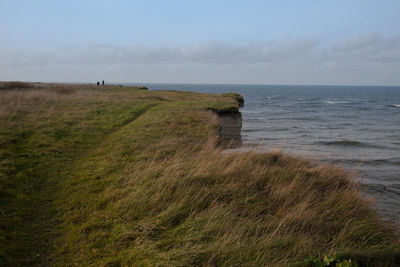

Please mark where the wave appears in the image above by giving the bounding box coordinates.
[324,100,348,104]
[243,127,291,133]
[330,157,400,166]
[292,116,318,121]
[389,104,400,108]
[242,128,263,133]
[323,140,363,146]
[356,106,371,110]
[317,140,383,148]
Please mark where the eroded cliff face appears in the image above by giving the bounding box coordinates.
[216,93,243,148]
[217,112,242,148]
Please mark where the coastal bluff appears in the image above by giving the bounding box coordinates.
[217,112,242,148]
[209,92,244,148]
[1,83,399,266]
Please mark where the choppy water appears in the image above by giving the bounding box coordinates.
[129,83,400,219]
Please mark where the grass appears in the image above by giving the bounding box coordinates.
[0,83,399,266]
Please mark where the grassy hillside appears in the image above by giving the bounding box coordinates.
[0,83,399,266]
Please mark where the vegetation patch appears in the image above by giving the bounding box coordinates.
[0,83,399,266]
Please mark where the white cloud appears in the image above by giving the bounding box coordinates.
[0,38,321,66]
[1,34,400,85]
[331,33,400,63]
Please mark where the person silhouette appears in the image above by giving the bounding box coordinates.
[97,81,100,86]
[102,80,105,85]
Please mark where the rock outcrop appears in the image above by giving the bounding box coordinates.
[214,93,244,148]
[217,112,242,148]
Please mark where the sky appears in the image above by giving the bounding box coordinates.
[1,0,400,85]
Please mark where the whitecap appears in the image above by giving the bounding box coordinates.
[324,100,348,104]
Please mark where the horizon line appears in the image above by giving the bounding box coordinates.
[1,80,400,88]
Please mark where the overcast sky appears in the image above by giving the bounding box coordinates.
[1,0,400,85]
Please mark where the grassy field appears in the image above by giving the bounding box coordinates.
[0,83,399,266]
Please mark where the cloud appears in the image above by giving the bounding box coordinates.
[331,33,400,63]
[0,38,321,67]
[1,34,400,85]
[2,35,400,67]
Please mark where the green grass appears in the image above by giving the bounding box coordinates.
[0,83,399,266]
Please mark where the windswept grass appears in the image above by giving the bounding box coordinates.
[0,83,399,266]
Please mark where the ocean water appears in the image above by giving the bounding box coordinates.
[128,83,400,219]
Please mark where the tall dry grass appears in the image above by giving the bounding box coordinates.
[1,84,399,266]
[55,133,399,265]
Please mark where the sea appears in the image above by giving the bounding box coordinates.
[127,83,400,219]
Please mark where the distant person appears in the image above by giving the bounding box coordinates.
[102,80,105,85]
[97,81,100,86]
